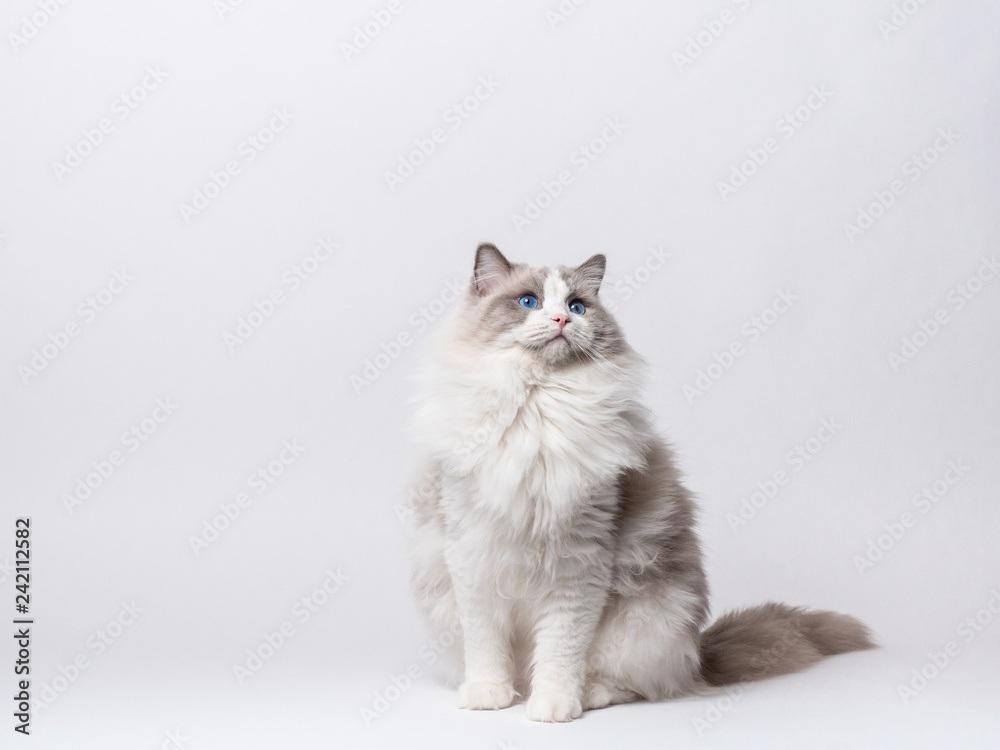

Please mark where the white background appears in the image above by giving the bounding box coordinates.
[2,1,999,748]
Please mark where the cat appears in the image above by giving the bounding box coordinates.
[407,244,873,722]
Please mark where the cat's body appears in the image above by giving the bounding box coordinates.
[408,245,872,722]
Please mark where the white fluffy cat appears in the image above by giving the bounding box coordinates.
[408,244,872,722]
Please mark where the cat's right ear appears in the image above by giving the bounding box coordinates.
[575,253,607,295]
[474,243,513,296]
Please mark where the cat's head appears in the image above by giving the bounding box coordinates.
[455,243,625,367]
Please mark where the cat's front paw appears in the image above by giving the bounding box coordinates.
[525,690,583,722]
[457,681,516,710]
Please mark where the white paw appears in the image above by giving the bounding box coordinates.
[525,690,583,722]
[457,681,516,710]
[583,678,638,710]
[583,681,615,710]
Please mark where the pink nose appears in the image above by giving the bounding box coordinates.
[551,314,568,330]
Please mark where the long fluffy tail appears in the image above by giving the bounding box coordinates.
[699,602,875,686]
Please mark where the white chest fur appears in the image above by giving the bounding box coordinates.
[420,349,650,534]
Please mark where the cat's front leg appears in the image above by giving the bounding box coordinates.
[445,541,516,711]
[526,575,609,722]
[454,601,516,710]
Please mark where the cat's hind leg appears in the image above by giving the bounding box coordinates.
[408,498,465,686]
[586,584,703,707]
[583,675,640,709]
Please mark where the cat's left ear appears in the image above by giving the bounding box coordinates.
[474,243,513,296]
[575,254,606,295]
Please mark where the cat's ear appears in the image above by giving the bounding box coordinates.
[474,243,513,296]
[575,254,606,295]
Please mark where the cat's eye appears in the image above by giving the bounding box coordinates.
[519,294,539,309]
[569,300,586,315]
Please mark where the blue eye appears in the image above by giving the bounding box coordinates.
[569,300,585,315]
[519,294,539,309]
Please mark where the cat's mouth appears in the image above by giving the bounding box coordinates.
[521,329,573,353]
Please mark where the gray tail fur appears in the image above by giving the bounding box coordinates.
[699,602,875,686]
